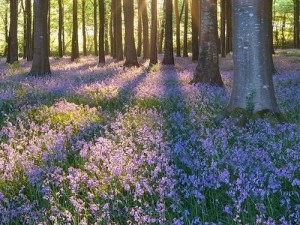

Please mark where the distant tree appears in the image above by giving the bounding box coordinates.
[123,0,139,67]
[158,0,165,54]
[141,0,149,59]
[226,0,232,53]
[58,0,64,57]
[191,0,199,60]
[174,0,181,57]
[71,0,79,61]
[294,0,300,48]
[115,0,123,61]
[7,0,18,64]
[220,0,226,57]
[162,0,174,65]
[183,0,188,57]
[226,0,279,115]
[149,0,157,65]
[94,0,98,56]
[98,0,105,63]
[137,0,142,56]
[82,0,87,56]
[30,0,51,75]
[192,0,223,86]
[25,0,33,61]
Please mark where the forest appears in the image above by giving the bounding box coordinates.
[0,0,300,224]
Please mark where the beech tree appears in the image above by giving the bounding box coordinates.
[25,0,33,61]
[295,0,300,48]
[191,0,199,60]
[99,0,105,63]
[58,0,64,57]
[7,0,18,64]
[226,0,279,115]
[141,0,149,59]
[71,0,79,61]
[192,0,223,86]
[162,0,174,65]
[149,0,158,65]
[30,0,51,76]
[115,0,123,61]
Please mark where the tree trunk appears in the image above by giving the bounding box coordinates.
[183,0,188,57]
[25,0,33,61]
[225,0,232,53]
[174,0,181,57]
[123,0,139,67]
[220,0,226,57]
[48,0,51,55]
[99,0,105,63]
[294,0,300,48]
[7,0,18,64]
[58,0,64,57]
[162,0,174,65]
[141,0,149,59]
[226,0,279,114]
[192,0,223,86]
[94,0,98,56]
[82,0,87,56]
[150,0,157,65]
[71,0,79,61]
[137,0,142,57]
[115,0,124,61]
[158,0,165,54]
[30,0,51,75]
[191,0,199,60]
[110,0,115,57]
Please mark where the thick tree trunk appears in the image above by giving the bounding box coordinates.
[150,0,158,65]
[25,0,33,61]
[94,0,98,56]
[191,0,199,60]
[174,0,181,57]
[7,0,18,64]
[115,0,123,61]
[141,0,149,59]
[123,0,139,67]
[58,0,64,57]
[137,0,142,57]
[294,0,300,48]
[71,0,79,61]
[162,0,174,65]
[183,0,188,57]
[99,0,105,63]
[30,0,51,75]
[82,0,87,56]
[227,0,279,114]
[192,0,223,86]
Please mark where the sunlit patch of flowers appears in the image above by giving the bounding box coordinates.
[0,55,300,224]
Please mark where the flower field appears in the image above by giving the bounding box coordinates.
[0,53,300,224]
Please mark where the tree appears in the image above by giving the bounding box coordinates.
[98,0,105,63]
[25,0,33,61]
[141,0,149,59]
[226,0,232,53]
[220,0,226,57]
[162,0,174,65]
[191,0,199,60]
[115,0,123,61]
[183,0,188,57]
[137,0,142,56]
[123,0,139,67]
[71,0,79,61]
[174,0,181,57]
[82,0,87,56]
[294,0,300,48]
[58,0,64,57]
[7,0,18,64]
[149,0,158,65]
[94,0,98,56]
[226,0,279,115]
[192,0,223,86]
[30,0,51,75]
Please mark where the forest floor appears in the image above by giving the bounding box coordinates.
[0,50,300,224]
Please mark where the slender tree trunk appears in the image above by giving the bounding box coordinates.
[82,0,87,56]
[225,0,232,53]
[191,0,199,60]
[48,0,51,55]
[94,0,98,56]
[183,0,188,57]
[294,0,300,48]
[123,0,139,67]
[267,0,276,73]
[3,1,9,57]
[150,0,157,65]
[115,0,124,61]
[192,0,223,86]
[141,0,149,59]
[174,0,181,56]
[226,0,279,114]
[105,13,109,55]
[25,0,33,60]
[220,0,226,57]
[30,0,51,75]
[22,0,26,59]
[110,0,115,57]
[71,0,79,61]
[158,0,165,54]
[99,0,105,63]
[7,0,18,64]
[58,0,64,57]
[162,0,174,64]
[137,0,142,57]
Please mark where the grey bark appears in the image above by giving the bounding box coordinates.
[7,0,18,64]
[162,0,174,65]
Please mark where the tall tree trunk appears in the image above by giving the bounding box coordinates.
[294,0,300,48]
[192,0,223,86]
[25,0,33,61]
[225,0,232,53]
[191,0,199,60]
[110,0,115,57]
[115,0,124,60]
[82,0,87,56]
[123,0,139,66]
[150,0,157,65]
[162,0,174,64]
[137,0,142,57]
[174,0,181,56]
[7,0,18,64]
[158,0,165,54]
[58,0,64,57]
[220,0,226,57]
[267,0,276,73]
[48,0,51,55]
[141,0,149,59]
[22,0,26,59]
[30,0,51,75]
[105,12,109,55]
[226,0,279,114]
[183,0,188,57]
[71,0,79,61]
[99,0,105,63]
[94,0,98,56]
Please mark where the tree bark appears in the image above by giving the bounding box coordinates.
[220,0,226,57]
[191,0,199,60]
[141,0,149,59]
[162,0,174,65]
[123,0,139,67]
[82,0,87,56]
[294,0,300,48]
[71,0,79,61]
[30,0,51,75]
[226,0,279,114]
[150,0,158,65]
[174,0,181,57]
[99,0,105,63]
[225,0,232,53]
[183,0,188,57]
[137,0,142,57]
[58,0,64,57]
[192,0,223,86]
[94,0,98,56]
[158,0,165,54]
[25,0,33,61]
[7,0,18,64]
[115,0,124,61]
